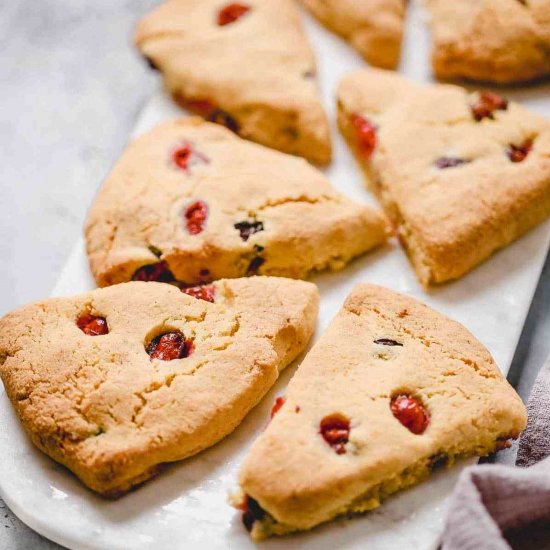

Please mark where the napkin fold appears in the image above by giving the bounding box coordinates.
[441,356,550,550]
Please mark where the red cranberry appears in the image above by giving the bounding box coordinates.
[320,414,350,454]
[181,284,216,303]
[507,140,533,163]
[132,261,175,283]
[471,92,508,121]
[172,142,208,172]
[237,495,265,532]
[185,201,208,235]
[77,314,109,336]
[435,157,470,169]
[270,397,286,419]
[186,99,215,115]
[350,113,377,160]
[234,220,264,241]
[217,3,251,26]
[390,395,429,435]
[147,331,193,361]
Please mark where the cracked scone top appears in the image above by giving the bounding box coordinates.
[299,0,406,69]
[85,117,390,288]
[338,68,550,286]
[236,284,527,539]
[425,0,550,84]
[0,278,319,496]
[135,0,331,165]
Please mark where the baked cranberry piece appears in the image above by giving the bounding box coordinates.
[507,139,533,163]
[234,220,264,241]
[237,495,266,532]
[374,338,403,347]
[320,414,350,454]
[390,394,429,435]
[435,157,470,169]
[181,284,216,303]
[132,261,175,283]
[270,397,286,418]
[185,200,208,235]
[350,113,377,160]
[147,331,193,361]
[77,314,109,336]
[471,92,508,121]
[209,109,240,134]
[217,3,251,26]
[172,142,209,172]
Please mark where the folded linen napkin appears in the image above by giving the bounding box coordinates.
[441,356,550,550]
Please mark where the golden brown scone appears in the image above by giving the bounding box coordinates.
[85,117,390,288]
[236,284,527,539]
[0,278,319,497]
[425,0,550,83]
[135,0,331,164]
[337,68,550,286]
[300,0,406,69]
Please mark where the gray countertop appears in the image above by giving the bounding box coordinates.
[0,1,548,548]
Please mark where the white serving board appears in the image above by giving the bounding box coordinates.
[1,3,550,549]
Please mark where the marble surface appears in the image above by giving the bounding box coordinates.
[0,1,549,549]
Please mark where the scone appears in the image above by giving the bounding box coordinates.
[135,0,331,165]
[338,69,550,286]
[85,117,390,288]
[425,0,550,83]
[0,278,319,496]
[300,0,406,69]
[236,284,527,539]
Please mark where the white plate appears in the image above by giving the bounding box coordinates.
[1,4,550,549]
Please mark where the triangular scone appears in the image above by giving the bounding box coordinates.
[135,0,331,165]
[85,118,390,288]
[337,69,550,286]
[300,0,406,69]
[0,278,319,497]
[236,284,527,539]
[425,0,550,84]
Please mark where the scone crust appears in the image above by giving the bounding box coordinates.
[425,0,550,83]
[135,0,331,164]
[0,278,319,496]
[300,0,406,69]
[337,68,550,286]
[239,284,527,535]
[85,117,390,288]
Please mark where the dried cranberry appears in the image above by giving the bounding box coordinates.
[77,314,109,336]
[217,3,251,26]
[185,201,208,235]
[181,284,216,303]
[350,113,377,160]
[172,142,208,172]
[390,395,429,435]
[507,140,533,163]
[208,109,240,133]
[247,256,265,275]
[435,157,470,169]
[320,414,350,454]
[132,261,175,283]
[234,220,264,241]
[270,397,286,419]
[147,331,192,361]
[237,495,266,532]
[374,338,403,347]
[471,92,508,121]
[186,99,215,115]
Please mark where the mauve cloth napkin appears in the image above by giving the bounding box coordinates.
[441,356,550,550]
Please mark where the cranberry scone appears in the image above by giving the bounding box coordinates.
[135,0,331,165]
[338,69,550,286]
[235,284,527,539]
[425,0,550,84]
[85,117,390,288]
[300,0,406,69]
[0,278,319,496]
